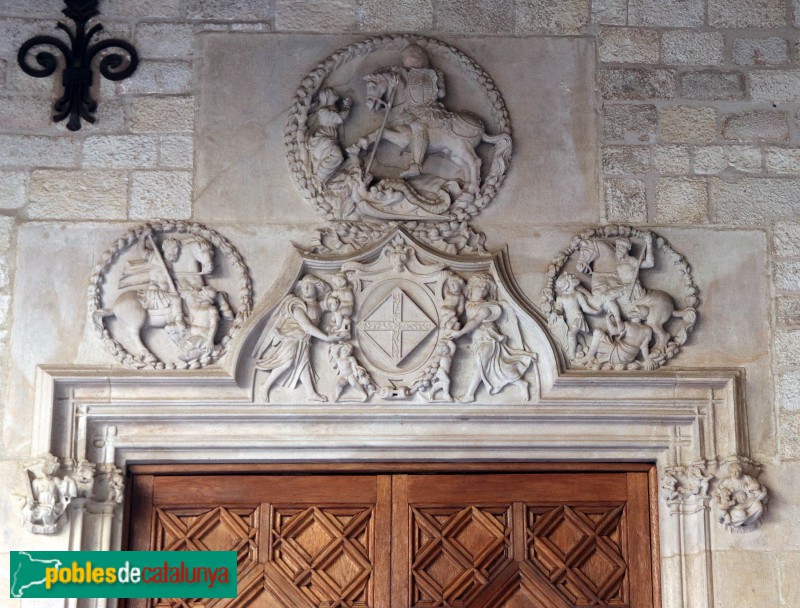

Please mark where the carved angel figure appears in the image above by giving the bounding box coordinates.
[713,462,768,533]
[256,275,340,402]
[450,273,536,402]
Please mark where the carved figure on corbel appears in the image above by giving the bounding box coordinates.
[21,455,78,534]
[543,226,699,370]
[713,459,768,534]
[256,274,341,402]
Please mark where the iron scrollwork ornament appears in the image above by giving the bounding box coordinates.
[17,0,138,131]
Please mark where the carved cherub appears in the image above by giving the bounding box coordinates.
[440,271,466,330]
[326,273,354,336]
[329,343,372,402]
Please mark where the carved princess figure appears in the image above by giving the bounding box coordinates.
[552,272,600,360]
[308,88,352,185]
[449,273,536,402]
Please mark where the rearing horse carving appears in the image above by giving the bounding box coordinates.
[575,238,697,353]
[93,234,233,365]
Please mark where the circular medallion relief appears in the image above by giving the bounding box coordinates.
[286,34,512,224]
[541,226,699,371]
[88,221,252,369]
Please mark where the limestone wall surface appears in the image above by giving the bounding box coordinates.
[0,0,799,605]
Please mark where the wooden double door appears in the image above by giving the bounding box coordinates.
[128,466,658,608]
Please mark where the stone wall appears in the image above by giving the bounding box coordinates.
[1,0,799,605]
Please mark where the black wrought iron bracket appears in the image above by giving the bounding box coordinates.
[17,0,138,131]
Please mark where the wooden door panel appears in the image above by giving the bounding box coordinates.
[127,468,655,608]
[128,474,390,608]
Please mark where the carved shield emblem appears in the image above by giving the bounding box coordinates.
[405,68,439,106]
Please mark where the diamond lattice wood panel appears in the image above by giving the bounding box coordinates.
[526,505,627,607]
[409,505,512,607]
[270,506,375,608]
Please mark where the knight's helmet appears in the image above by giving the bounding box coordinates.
[402,43,430,69]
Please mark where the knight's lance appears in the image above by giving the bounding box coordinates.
[364,78,398,178]
[147,234,178,294]
[626,237,648,302]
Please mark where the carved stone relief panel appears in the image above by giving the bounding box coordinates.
[542,225,699,371]
[282,34,514,257]
[252,229,547,405]
[89,221,253,369]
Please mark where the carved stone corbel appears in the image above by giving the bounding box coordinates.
[712,457,768,534]
[21,454,125,534]
[21,454,78,534]
[661,457,768,533]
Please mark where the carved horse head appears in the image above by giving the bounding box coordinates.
[363,71,398,112]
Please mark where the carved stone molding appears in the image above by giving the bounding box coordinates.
[542,225,699,371]
[88,221,253,369]
[20,454,124,535]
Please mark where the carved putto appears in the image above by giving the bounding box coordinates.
[89,221,252,369]
[253,230,541,404]
[542,226,699,370]
[286,34,511,255]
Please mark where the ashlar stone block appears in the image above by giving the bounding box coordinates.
[780,411,800,458]
[660,106,717,144]
[776,261,800,290]
[765,146,800,174]
[778,295,800,325]
[723,111,789,142]
[186,0,272,21]
[129,171,192,220]
[600,68,676,100]
[120,61,192,95]
[628,0,704,26]
[132,96,195,132]
[276,0,358,32]
[662,32,724,66]
[750,70,800,103]
[591,0,626,25]
[774,222,800,257]
[655,177,708,223]
[680,71,745,101]
[733,37,789,66]
[358,0,434,31]
[712,177,800,224]
[83,135,159,169]
[601,145,651,174]
[778,372,800,411]
[694,145,762,175]
[28,170,128,220]
[604,178,647,222]
[654,144,691,174]
[602,104,657,143]
[135,23,195,60]
[0,136,80,169]
[0,216,14,251]
[515,0,590,34]
[0,171,27,210]
[437,0,514,34]
[709,0,786,28]
[598,27,659,64]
